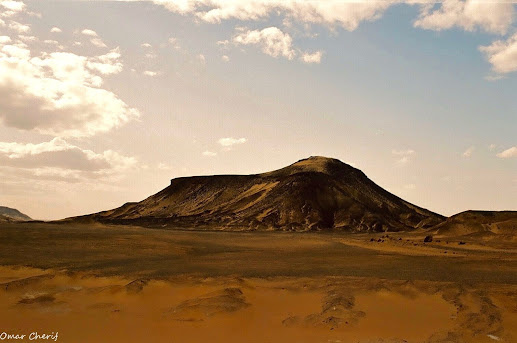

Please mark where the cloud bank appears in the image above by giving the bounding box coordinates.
[0,38,138,137]
[0,138,136,172]
[136,0,517,75]
[0,1,141,187]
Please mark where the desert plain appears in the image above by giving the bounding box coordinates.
[0,222,516,343]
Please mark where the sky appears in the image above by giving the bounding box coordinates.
[0,0,516,220]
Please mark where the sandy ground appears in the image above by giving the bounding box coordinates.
[0,223,516,343]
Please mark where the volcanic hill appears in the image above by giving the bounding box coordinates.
[68,156,444,231]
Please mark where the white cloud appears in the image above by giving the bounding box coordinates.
[2,42,29,58]
[218,137,247,147]
[413,0,515,35]
[217,39,230,48]
[392,149,415,155]
[8,20,30,33]
[148,0,393,31]
[90,37,107,48]
[48,1,517,39]
[198,53,206,64]
[496,146,517,158]
[157,162,173,170]
[80,29,107,47]
[489,143,497,151]
[150,0,196,15]
[479,33,517,75]
[43,39,59,45]
[0,38,138,137]
[221,54,230,62]
[0,137,72,158]
[143,70,158,76]
[0,0,25,15]
[392,149,415,163]
[168,37,181,50]
[87,48,124,75]
[50,27,62,33]
[202,150,217,157]
[232,27,327,64]
[18,35,36,42]
[0,35,11,44]
[141,42,152,48]
[119,1,517,72]
[484,74,506,81]
[81,29,98,37]
[233,27,296,60]
[462,146,475,157]
[300,50,323,64]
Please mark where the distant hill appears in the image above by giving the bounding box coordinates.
[65,156,444,232]
[430,210,517,236]
[0,206,32,222]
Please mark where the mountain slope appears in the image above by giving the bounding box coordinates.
[0,206,32,222]
[68,156,445,232]
[430,210,517,236]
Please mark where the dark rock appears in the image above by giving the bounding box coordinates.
[125,279,149,294]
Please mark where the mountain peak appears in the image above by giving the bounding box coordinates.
[262,156,360,178]
[294,155,343,165]
[293,156,354,169]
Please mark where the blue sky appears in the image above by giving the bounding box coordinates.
[0,0,516,219]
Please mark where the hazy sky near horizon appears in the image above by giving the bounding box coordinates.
[0,0,516,220]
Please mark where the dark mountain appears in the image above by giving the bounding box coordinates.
[66,156,445,232]
[430,210,517,236]
[0,206,32,222]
